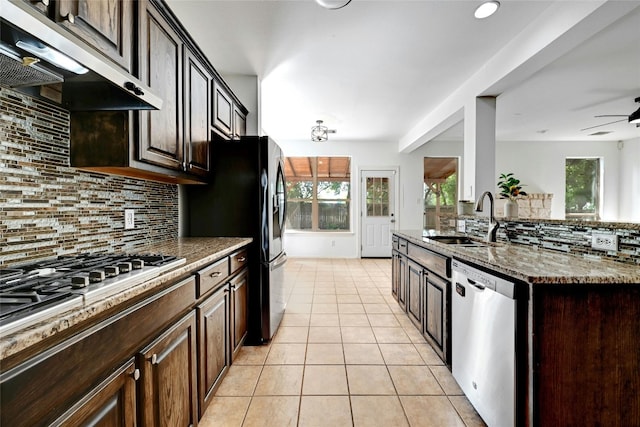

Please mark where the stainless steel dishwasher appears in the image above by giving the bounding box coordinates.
[451,259,517,427]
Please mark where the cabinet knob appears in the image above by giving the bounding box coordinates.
[63,13,75,24]
[150,354,158,364]
[210,271,222,278]
[132,368,140,381]
[38,0,50,6]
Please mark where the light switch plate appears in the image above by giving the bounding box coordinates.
[124,209,135,230]
[457,220,466,233]
[591,233,618,251]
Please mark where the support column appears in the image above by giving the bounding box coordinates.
[463,96,496,203]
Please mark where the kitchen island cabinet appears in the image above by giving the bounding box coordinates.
[393,230,640,427]
[392,235,451,364]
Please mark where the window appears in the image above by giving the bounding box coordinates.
[423,157,458,231]
[284,156,351,231]
[565,158,601,220]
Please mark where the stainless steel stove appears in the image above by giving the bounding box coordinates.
[0,253,185,336]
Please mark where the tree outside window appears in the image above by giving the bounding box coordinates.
[285,157,351,231]
[565,158,601,220]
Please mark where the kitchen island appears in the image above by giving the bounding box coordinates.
[0,237,252,426]
[393,230,640,427]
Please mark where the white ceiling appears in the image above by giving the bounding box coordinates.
[166,0,640,147]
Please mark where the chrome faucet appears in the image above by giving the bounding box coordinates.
[475,191,499,243]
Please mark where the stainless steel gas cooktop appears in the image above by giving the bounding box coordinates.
[0,253,185,336]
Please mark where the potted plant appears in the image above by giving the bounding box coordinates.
[497,173,527,218]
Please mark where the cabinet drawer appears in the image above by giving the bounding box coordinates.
[230,249,248,275]
[197,258,229,297]
[408,243,449,278]
[397,238,408,254]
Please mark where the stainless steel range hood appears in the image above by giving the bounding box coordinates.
[0,0,162,111]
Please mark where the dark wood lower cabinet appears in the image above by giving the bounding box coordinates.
[424,276,445,352]
[231,269,248,360]
[50,359,138,427]
[197,284,230,418]
[392,251,407,310]
[138,312,198,427]
[406,260,423,329]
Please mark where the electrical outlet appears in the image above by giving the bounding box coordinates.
[457,220,466,233]
[591,233,618,251]
[124,209,135,230]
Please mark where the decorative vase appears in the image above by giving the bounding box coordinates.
[505,199,519,219]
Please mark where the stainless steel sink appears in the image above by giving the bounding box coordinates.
[423,235,487,247]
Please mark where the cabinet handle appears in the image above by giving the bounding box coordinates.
[150,354,157,364]
[210,271,222,278]
[237,257,246,262]
[62,13,75,24]
[131,368,140,381]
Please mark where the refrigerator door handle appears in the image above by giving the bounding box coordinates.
[271,252,287,270]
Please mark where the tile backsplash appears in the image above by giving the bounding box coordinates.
[460,216,640,265]
[0,88,178,266]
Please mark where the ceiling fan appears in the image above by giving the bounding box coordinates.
[580,97,640,131]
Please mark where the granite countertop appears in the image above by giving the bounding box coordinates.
[395,230,640,285]
[0,237,252,361]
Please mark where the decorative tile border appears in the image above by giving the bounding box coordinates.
[0,88,178,266]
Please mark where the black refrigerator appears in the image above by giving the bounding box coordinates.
[186,136,287,344]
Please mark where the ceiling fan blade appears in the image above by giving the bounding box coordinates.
[580,118,627,131]
[594,114,627,117]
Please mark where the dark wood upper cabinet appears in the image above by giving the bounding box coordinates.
[55,0,133,72]
[138,0,183,172]
[138,312,198,427]
[233,105,247,140]
[213,81,233,139]
[184,49,212,177]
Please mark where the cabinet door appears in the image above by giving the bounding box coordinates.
[230,269,248,359]
[138,0,183,171]
[138,312,197,427]
[50,359,138,427]
[397,253,407,310]
[233,105,246,140]
[24,0,50,15]
[425,279,444,349]
[197,285,230,418]
[213,80,233,138]
[184,48,211,177]
[407,261,423,329]
[391,252,399,300]
[56,0,133,72]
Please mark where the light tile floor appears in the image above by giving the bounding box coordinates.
[199,258,486,427]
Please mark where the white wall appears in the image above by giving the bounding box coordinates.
[618,137,640,222]
[495,140,622,220]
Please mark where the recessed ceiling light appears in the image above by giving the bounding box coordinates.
[315,0,352,10]
[474,1,500,19]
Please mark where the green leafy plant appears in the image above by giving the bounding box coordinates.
[497,173,527,201]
